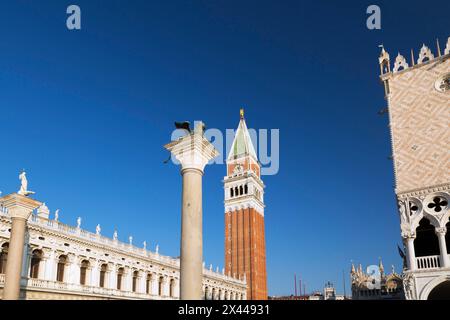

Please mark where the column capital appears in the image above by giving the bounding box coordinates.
[164,130,219,173]
[0,193,42,220]
[401,231,416,239]
[435,227,447,235]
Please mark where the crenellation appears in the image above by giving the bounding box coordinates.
[380,36,450,78]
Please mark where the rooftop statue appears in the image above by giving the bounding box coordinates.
[18,170,35,196]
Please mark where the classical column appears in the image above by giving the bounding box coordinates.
[404,234,417,271]
[90,259,99,287]
[436,227,450,268]
[44,249,56,281]
[151,274,158,296]
[173,279,180,299]
[1,193,41,300]
[162,276,169,297]
[164,122,219,300]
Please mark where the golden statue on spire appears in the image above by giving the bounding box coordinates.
[240,108,244,119]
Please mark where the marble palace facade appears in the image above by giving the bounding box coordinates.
[0,201,246,300]
[379,36,450,300]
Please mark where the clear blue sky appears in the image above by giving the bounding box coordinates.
[0,1,448,296]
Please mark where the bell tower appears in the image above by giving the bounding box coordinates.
[224,109,267,300]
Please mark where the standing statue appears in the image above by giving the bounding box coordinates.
[18,170,35,196]
[129,235,133,245]
[155,244,159,254]
[96,224,101,235]
[143,241,147,250]
[113,229,118,241]
[54,209,59,221]
[76,217,82,228]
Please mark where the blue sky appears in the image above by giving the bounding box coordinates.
[0,1,448,296]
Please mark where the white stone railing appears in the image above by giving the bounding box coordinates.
[203,267,246,285]
[28,214,179,267]
[26,214,245,287]
[416,255,441,270]
[24,278,172,300]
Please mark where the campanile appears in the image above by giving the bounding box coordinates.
[224,110,267,300]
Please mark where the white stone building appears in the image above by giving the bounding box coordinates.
[379,36,450,299]
[0,196,246,300]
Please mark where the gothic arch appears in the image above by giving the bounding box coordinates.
[414,218,440,257]
[411,210,441,233]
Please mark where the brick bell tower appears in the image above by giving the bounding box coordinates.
[224,109,267,300]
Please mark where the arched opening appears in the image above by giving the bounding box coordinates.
[446,220,450,254]
[158,276,164,296]
[117,267,124,290]
[30,249,43,279]
[230,188,234,198]
[169,278,175,297]
[99,264,107,288]
[414,218,440,257]
[79,260,90,285]
[428,281,450,300]
[235,187,238,197]
[244,184,248,194]
[204,286,208,300]
[0,243,9,274]
[146,274,152,294]
[239,185,243,195]
[56,255,67,282]
[132,270,139,292]
[212,288,217,300]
